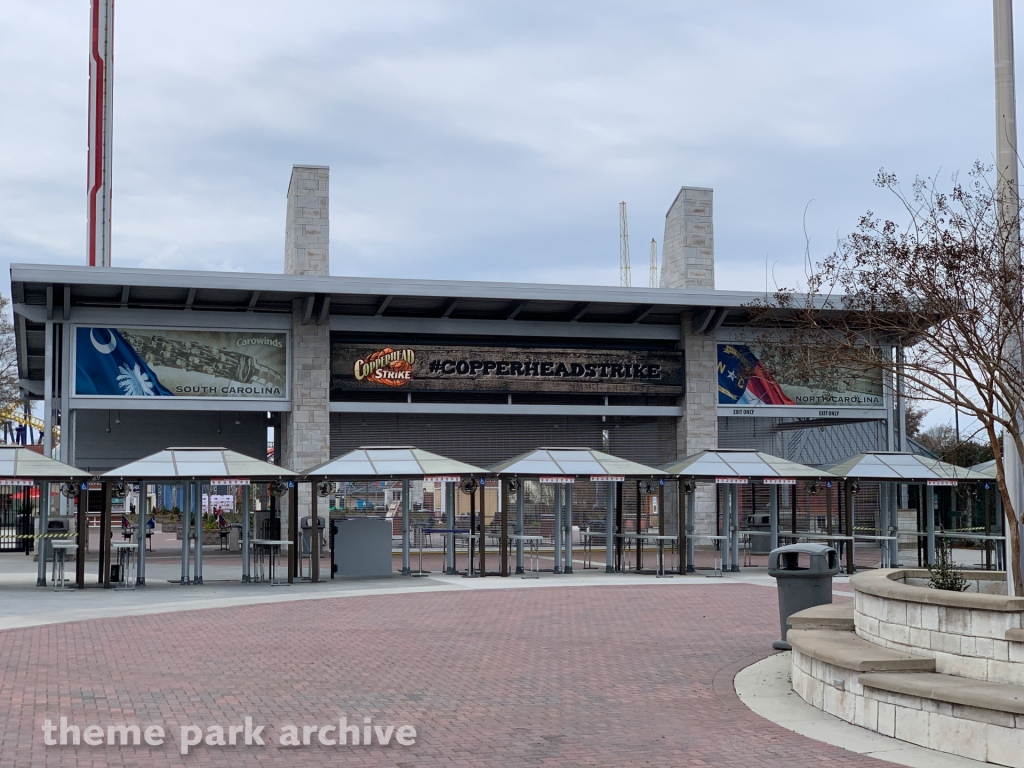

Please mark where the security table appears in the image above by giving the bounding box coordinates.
[633,533,679,577]
[111,540,137,590]
[852,534,898,568]
[796,533,855,573]
[508,534,542,578]
[580,530,606,569]
[454,532,479,576]
[251,539,292,585]
[421,527,468,576]
[688,534,729,577]
[50,541,77,591]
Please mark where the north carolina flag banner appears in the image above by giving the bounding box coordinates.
[75,328,173,397]
[717,343,794,406]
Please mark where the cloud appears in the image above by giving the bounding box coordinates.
[0,0,1006,291]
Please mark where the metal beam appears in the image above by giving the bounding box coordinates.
[63,284,71,321]
[329,402,683,416]
[569,303,591,322]
[317,296,331,325]
[120,285,130,307]
[375,295,393,316]
[45,286,53,321]
[184,288,196,311]
[246,290,261,312]
[707,307,729,334]
[631,305,656,324]
[440,298,459,318]
[692,307,715,334]
[330,314,680,341]
[301,295,315,325]
[506,301,525,320]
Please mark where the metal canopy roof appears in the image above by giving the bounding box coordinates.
[822,452,991,482]
[102,447,297,480]
[488,447,665,477]
[0,446,92,480]
[10,262,805,389]
[304,446,486,479]
[970,460,997,478]
[660,449,831,479]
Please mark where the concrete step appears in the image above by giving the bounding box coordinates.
[787,628,935,672]
[787,602,854,632]
[861,671,1024,715]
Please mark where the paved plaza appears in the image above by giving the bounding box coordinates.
[0,562,908,768]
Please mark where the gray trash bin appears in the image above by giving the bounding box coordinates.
[768,543,840,650]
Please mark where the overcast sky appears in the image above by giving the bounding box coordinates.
[0,0,1005,295]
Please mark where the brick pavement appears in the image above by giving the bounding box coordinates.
[0,583,895,767]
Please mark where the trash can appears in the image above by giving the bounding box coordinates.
[746,513,772,554]
[768,543,840,650]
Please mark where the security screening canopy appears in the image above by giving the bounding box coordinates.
[659,449,832,480]
[0,446,92,480]
[101,447,297,481]
[659,450,832,576]
[488,447,664,478]
[303,446,486,479]
[822,452,991,483]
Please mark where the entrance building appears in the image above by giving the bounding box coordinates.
[10,167,904,535]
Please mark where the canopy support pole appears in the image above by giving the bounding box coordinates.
[193,482,204,585]
[311,482,320,583]
[635,481,643,572]
[242,484,251,582]
[500,479,508,577]
[564,483,573,574]
[731,484,740,572]
[446,482,456,574]
[769,485,779,553]
[101,481,112,588]
[889,483,900,567]
[288,485,297,584]
[685,484,695,573]
[401,479,411,575]
[137,479,146,586]
[36,481,48,587]
[553,483,563,574]
[76,486,87,588]
[844,480,855,574]
[605,481,614,573]
[615,481,623,572]
[516,480,525,574]
[180,483,191,585]
[479,480,487,577]
[926,485,936,566]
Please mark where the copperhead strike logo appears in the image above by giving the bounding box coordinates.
[353,348,415,387]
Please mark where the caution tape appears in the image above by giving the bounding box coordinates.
[12,533,77,539]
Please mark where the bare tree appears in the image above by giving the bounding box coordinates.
[0,293,20,416]
[748,165,1024,594]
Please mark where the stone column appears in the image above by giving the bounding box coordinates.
[659,186,714,289]
[281,165,331,533]
[661,185,718,535]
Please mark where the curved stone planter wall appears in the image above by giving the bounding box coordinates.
[853,570,1024,685]
[786,569,1024,767]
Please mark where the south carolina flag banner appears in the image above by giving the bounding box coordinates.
[75,328,174,397]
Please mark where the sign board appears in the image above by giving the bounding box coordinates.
[590,475,625,482]
[331,342,683,396]
[74,327,289,401]
[763,478,797,485]
[927,479,958,486]
[716,477,749,484]
[717,342,884,418]
[423,476,462,482]
[210,478,250,486]
[540,476,575,484]
[0,479,34,486]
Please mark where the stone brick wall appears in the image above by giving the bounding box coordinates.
[285,165,329,278]
[854,581,1024,685]
[678,313,718,534]
[659,186,714,289]
[282,165,332,523]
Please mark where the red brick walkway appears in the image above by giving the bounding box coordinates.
[0,583,893,766]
